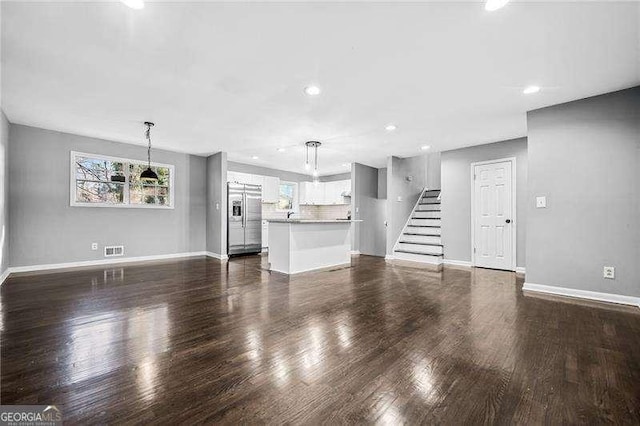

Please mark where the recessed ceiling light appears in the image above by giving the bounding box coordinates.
[342,163,350,167]
[385,124,397,131]
[277,148,286,152]
[420,145,431,151]
[304,86,321,96]
[485,0,509,11]
[251,155,259,160]
[523,85,541,94]
[121,0,144,9]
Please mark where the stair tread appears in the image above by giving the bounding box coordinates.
[399,241,443,247]
[395,250,444,257]
[412,217,441,220]
[407,225,441,228]
[403,233,441,236]
[419,202,441,205]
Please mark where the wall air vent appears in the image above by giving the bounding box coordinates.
[104,245,124,257]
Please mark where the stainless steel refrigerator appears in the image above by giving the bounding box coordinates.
[227,183,262,256]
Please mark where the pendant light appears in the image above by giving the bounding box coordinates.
[305,141,321,178]
[140,121,158,182]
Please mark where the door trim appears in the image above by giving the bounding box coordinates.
[470,157,517,271]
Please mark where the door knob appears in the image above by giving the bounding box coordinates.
[505,219,511,223]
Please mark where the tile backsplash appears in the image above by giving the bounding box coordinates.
[262,203,350,220]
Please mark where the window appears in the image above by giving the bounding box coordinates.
[277,182,295,210]
[71,151,174,208]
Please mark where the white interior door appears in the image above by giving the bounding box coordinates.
[473,160,514,271]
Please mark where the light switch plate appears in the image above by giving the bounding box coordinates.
[397,196,403,202]
[603,266,615,279]
[91,243,98,251]
[536,196,546,208]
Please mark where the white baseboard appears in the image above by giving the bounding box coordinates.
[7,251,212,275]
[0,268,10,286]
[350,250,361,256]
[205,252,229,261]
[384,255,395,261]
[523,282,640,308]
[443,259,472,267]
[515,267,526,274]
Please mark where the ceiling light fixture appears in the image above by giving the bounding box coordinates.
[420,145,431,151]
[305,141,322,177]
[304,86,321,96]
[523,85,541,94]
[252,155,259,160]
[342,163,350,167]
[121,0,145,10]
[277,148,286,152]
[385,124,397,131]
[140,122,158,182]
[485,0,509,11]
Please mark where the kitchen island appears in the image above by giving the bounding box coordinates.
[267,219,361,274]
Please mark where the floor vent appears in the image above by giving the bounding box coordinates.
[104,245,124,257]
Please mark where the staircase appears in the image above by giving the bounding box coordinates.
[392,188,443,266]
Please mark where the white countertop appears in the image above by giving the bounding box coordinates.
[267,219,362,223]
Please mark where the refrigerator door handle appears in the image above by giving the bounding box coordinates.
[242,192,247,228]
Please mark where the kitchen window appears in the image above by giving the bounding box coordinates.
[277,182,296,211]
[71,151,175,208]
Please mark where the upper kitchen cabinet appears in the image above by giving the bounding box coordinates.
[262,176,280,203]
[227,171,280,203]
[227,171,261,185]
[300,180,351,205]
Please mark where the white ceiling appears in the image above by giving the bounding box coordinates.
[2,1,639,175]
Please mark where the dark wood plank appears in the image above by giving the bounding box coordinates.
[1,255,639,424]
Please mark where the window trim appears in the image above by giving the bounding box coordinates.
[70,151,175,209]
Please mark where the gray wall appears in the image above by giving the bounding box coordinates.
[228,161,348,183]
[0,112,9,276]
[206,152,227,256]
[377,168,387,199]
[441,138,528,267]
[427,152,442,189]
[228,161,311,183]
[319,172,351,182]
[8,125,207,267]
[386,155,428,255]
[526,87,640,296]
[352,163,385,256]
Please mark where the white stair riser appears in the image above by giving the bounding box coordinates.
[397,243,443,255]
[393,251,443,265]
[410,218,441,227]
[413,211,441,219]
[406,226,441,236]
[401,234,442,244]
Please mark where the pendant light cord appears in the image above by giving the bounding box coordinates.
[145,122,153,168]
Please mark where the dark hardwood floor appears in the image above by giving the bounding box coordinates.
[1,255,639,424]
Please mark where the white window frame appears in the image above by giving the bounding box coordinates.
[276,180,298,212]
[70,151,175,209]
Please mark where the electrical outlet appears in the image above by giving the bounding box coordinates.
[397,196,403,202]
[91,242,98,251]
[603,266,615,279]
[536,196,546,208]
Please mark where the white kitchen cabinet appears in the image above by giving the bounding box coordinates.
[299,180,351,205]
[262,176,280,203]
[262,220,269,249]
[227,171,253,184]
[299,182,314,204]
